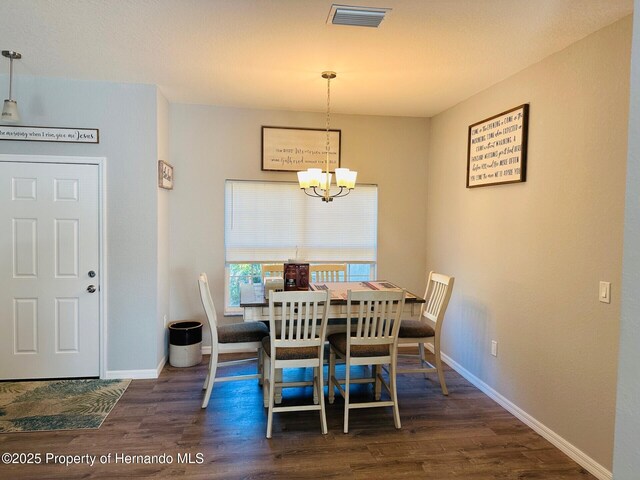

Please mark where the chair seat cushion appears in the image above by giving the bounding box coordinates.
[217,322,269,344]
[328,333,390,357]
[397,320,435,338]
[261,336,320,360]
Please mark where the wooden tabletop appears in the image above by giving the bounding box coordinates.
[240,280,424,307]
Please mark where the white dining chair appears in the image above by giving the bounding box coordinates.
[328,289,406,433]
[262,289,331,438]
[198,273,270,408]
[261,264,283,280]
[396,271,455,395]
[310,264,347,282]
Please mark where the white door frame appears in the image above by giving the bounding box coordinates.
[0,154,108,379]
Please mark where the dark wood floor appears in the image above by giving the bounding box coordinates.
[0,351,595,479]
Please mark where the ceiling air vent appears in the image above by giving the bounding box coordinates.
[327,4,391,28]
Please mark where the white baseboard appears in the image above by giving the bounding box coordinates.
[104,347,252,379]
[155,355,167,377]
[104,355,167,380]
[441,352,612,480]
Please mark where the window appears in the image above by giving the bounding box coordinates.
[225,263,375,312]
[224,180,378,314]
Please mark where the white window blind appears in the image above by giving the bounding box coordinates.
[225,180,377,263]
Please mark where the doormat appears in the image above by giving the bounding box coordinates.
[0,378,130,433]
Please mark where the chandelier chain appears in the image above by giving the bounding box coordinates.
[9,56,13,99]
[325,74,331,201]
[326,74,331,154]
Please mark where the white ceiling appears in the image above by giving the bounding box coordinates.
[0,0,633,117]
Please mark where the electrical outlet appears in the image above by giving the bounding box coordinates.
[491,340,498,357]
[599,281,611,304]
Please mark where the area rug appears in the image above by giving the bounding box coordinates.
[0,379,130,433]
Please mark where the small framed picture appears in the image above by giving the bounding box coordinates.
[158,160,174,190]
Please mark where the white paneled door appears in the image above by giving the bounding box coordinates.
[0,161,100,379]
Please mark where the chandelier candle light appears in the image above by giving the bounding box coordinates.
[297,71,357,202]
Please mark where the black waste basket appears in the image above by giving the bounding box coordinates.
[169,321,203,367]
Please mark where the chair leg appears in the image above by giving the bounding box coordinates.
[343,360,350,434]
[258,347,264,386]
[275,368,283,404]
[374,364,382,401]
[262,354,270,408]
[390,351,401,429]
[202,350,219,409]
[418,342,428,379]
[313,367,319,405]
[318,363,328,435]
[434,338,448,396]
[266,361,276,438]
[203,350,215,390]
[328,348,336,404]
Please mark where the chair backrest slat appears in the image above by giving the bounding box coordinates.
[372,300,381,337]
[356,300,364,338]
[362,300,371,338]
[384,299,393,337]
[376,301,385,337]
[311,302,318,338]
[303,302,310,339]
[296,301,303,340]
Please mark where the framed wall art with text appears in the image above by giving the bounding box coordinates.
[262,126,341,172]
[467,104,529,188]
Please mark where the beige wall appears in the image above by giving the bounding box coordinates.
[169,105,429,332]
[426,17,631,470]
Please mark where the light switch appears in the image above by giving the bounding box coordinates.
[599,281,611,304]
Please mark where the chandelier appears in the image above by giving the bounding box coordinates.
[297,71,357,202]
[1,51,22,123]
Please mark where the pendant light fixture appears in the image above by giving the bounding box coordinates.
[1,50,22,123]
[297,71,357,202]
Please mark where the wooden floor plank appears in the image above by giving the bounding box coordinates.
[0,351,597,479]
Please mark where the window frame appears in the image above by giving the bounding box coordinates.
[223,262,377,316]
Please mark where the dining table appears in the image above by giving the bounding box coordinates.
[239,280,425,323]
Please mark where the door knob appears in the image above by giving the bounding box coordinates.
[87,285,96,293]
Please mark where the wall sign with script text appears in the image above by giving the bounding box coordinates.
[0,125,99,143]
[467,104,529,188]
[262,126,341,172]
